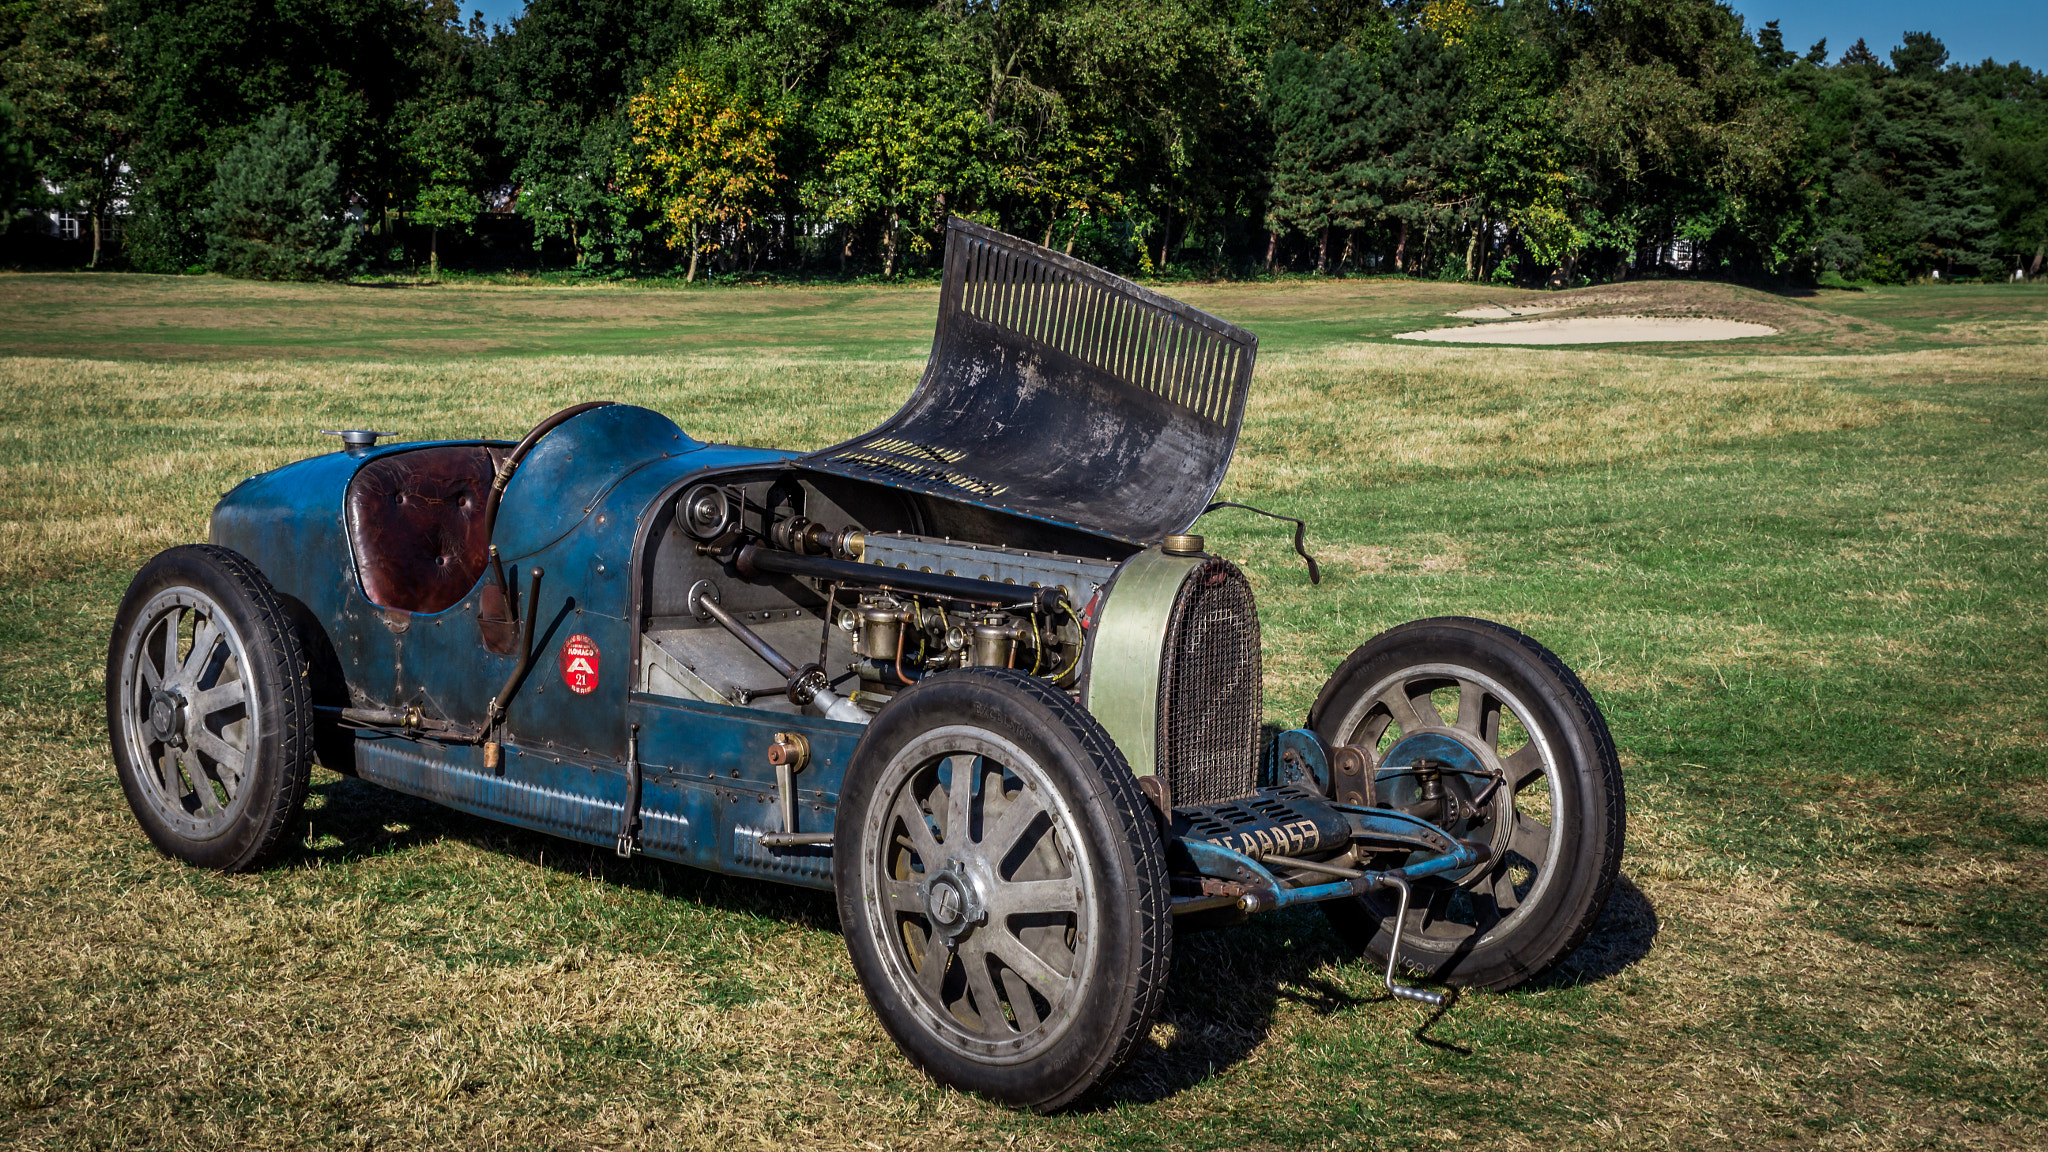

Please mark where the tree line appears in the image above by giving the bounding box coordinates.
[3,0,2043,285]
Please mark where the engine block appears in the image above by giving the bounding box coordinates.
[853,533,1118,608]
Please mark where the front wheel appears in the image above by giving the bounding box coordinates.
[106,545,315,872]
[835,667,1170,1112]
[1309,616,1624,991]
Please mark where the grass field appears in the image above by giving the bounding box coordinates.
[1,272,2043,1150]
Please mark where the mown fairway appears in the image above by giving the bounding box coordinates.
[1,274,2043,1150]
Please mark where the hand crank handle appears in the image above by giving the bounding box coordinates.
[1374,875,1449,1008]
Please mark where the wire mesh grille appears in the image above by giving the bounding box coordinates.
[1156,559,1262,807]
[953,232,1248,427]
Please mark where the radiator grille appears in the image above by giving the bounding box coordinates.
[1156,559,1261,807]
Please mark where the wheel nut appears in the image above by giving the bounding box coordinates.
[930,881,962,924]
[148,689,186,746]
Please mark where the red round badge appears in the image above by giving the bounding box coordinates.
[559,633,600,695]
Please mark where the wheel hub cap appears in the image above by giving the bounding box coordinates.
[148,689,187,747]
[923,863,986,945]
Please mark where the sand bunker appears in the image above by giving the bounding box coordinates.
[1396,316,1777,344]
[1449,302,1565,318]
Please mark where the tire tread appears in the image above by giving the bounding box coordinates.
[107,544,315,872]
[1308,615,1625,989]
[970,668,1172,1103]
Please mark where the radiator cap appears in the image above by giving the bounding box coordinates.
[1161,534,1206,556]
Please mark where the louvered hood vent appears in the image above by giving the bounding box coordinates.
[796,218,1258,546]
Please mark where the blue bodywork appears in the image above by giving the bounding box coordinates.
[214,405,856,888]
[212,403,1483,903]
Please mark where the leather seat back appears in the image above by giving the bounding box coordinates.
[345,445,506,615]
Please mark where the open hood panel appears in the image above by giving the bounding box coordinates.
[796,218,1258,545]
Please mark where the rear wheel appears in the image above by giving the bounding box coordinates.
[1309,617,1624,990]
[106,545,314,872]
[836,667,1169,1111]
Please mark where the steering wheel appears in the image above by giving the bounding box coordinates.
[480,401,615,546]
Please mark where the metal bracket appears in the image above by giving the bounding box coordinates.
[615,723,642,858]
[1169,803,1491,920]
[758,732,834,851]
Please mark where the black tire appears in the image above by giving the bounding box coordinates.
[835,667,1170,1112]
[1307,617,1624,991]
[106,544,315,872]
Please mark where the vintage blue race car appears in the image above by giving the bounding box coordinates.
[106,219,1625,1111]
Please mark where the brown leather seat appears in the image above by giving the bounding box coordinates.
[346,445,507,615]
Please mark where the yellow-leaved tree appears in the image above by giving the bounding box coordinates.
[624,63,783,281]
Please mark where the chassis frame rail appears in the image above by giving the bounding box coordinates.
[1166,789,1490,918]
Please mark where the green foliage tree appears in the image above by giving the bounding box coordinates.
[1264,44,1356,271]
[0,97,35,214]
[1550,0,1801,280]
[114,0,427,272]
[19,0,2032,289]
[0,0,131,265]
[200,107,358,280]
[1787,32,2004,281]
[495,0,706,271]
[1452,2,1578,283]
[1956,64,2048,276]
[1890,32,1948,80]
[1755,20,1796,73]
[394,2,498,277]
[1350,18,1476,276]
[805,36,989,275]
[624,59,785,281]
[1839,38,1883,70]
[401,99,489,277]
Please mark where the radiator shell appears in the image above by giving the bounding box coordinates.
[1083,549,1262,806]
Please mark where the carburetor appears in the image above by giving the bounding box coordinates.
[842,593,1060,687]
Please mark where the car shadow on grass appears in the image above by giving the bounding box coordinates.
[1086,872,1660,1107]
[1533,873,1660,987]
[283,770,841,931]
[283,772,1657,1106]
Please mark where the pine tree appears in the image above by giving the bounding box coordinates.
[1890,32,1949,80]
[1347,28,1473,276]
[201,109,358,281]
[1839,39,1883,69]
[1755,21,1796,73]
[1263,45,1347,271]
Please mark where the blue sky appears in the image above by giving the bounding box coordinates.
[458,2,2046,72]
[1724,2,2046,70]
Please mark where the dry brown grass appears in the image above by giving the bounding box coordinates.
[2,278,2045,1149]
[1226,344,1987,493]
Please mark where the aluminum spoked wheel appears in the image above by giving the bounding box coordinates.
[1309,616,1624,991]
[867,727,1095,1061]
[117,585,261,838]
[837,668,1169,1112]
[107,545,313,871]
